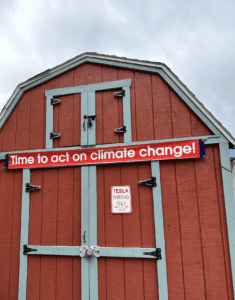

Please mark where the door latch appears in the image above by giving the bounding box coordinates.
[143,248,161,259]
[50,98,61,105]
[84,115,96,127]
[115,126,126,133]
[50,132,61,139]
[139,177,157,187]
[26,183,41,192]
[114,90,125,97]
[80,246,100,258]
[23,245,37,255]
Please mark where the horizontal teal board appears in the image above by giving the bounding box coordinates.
[26,246,81,256]
[100,247,157,258]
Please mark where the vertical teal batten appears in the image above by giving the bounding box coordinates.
[81,91,88,146]
[87,91,96,146]
[151,161,168,300]
[88,166,99,300]
[81,166,90,300]
[18,169,31,300]
[122,86,132,143]
[46,95,53,149]
[219,142,235,294]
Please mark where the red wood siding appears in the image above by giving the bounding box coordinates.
[160,144,233,300]
[0,63,212,152]
[0,162,22,299]
[27,167,81,299]
[97,163,159,300]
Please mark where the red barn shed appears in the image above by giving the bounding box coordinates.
[0,53,235,300]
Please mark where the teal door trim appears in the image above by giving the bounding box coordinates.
[45,79,132,149]
[18,169,31,300]
[151,161,168,299]
[219,142,235,294]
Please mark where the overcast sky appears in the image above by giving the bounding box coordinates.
[1,0,235,153]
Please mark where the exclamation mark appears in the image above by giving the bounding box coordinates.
[192,142,195,153]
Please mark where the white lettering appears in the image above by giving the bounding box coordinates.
[11,155,17,165]
[66,152,69,162]
[183,145,191,154]
[41,156,48,163]
[18,157,27,164]
[128,150,135,158]
[173,146,182,157]
[116,151,123,159]
[73,154,80,161]
[165,147,173,155]
[28,157,34,164]
[51,155,58,163]
[139,148,147,157]
[59,154,65,162]
[91,152,97,160]
[104,151,115,160]
[147,146,155,156]
[156,147,164,155]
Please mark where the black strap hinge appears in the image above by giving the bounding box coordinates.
[143,248,161,259]
[115,126,126,133]
[139,176,157,187]
[23,245,37,255]
[50,132,61,139]
[84,115,96,127]
[114,90,125,97]
[26,183,41,193]
[50,98,61,105]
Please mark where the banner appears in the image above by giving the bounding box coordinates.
[5,139,205,169]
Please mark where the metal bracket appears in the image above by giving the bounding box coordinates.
[139,176,157,187]
[23,245,37,255]
[84,115,97,127]
[80,246,100,258]
[143,248,161,259]
[50,132,61,139]
[115,126,126,133]
[114,90,125,97]
[50,98,61,105]
[25,183,41,193]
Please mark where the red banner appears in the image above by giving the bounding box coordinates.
[5,140,204,169]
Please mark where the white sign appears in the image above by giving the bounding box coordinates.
[111,186,132,214]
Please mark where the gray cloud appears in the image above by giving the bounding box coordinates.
[1,0,235,139]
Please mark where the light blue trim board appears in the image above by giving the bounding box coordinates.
[151,161,168,300]
[45,79,131,97]
[219,142,235,293]
[81,91,88,146]
[87,90,96,146]
[81,166,90,300]
[46,95,53,149]
[18,169,31,300]
[88,166,98,300]
[0,135,221,160]
[26,246,80,256]
[99,247,157,258]
[122,86,132,143]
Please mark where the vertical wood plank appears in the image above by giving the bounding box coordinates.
[190,110,212,136]
[1,107,17,152]
[73,93,81,146]
[170,89,192,138]
[175,160,206,299]
[213,145,234,299]
[142,259,159,300]
[27,170,43,300]
[106,258,125,300]
[0,165,14,299]
[15,91,31,151]
[29,84,45,149]
[135,71,154,141]
[160,161,185,299]
[9,169,22,300]
[195,146,229,299]
[74,63,102,86]
[118,68,136,142]
[138,163,155,248]
[40,169,58,299]
[152,74,173,140]
[97,166,106,247]
[124,259,144,300]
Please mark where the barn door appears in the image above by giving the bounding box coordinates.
[45,79,131,149]
[18,162,167,299]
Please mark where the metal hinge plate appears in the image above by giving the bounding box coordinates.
[50,132,61,139]
[114,90,125,97]
[80,246,100,258]
[26,183,41,193]
[143,248,161,259]
[84,115,96,127]
[139,176,157,187]
[115,125,126,133]
[23,245,37,255]
[50,98,61,105]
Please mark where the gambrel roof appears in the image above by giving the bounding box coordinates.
[1,52,235,147]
